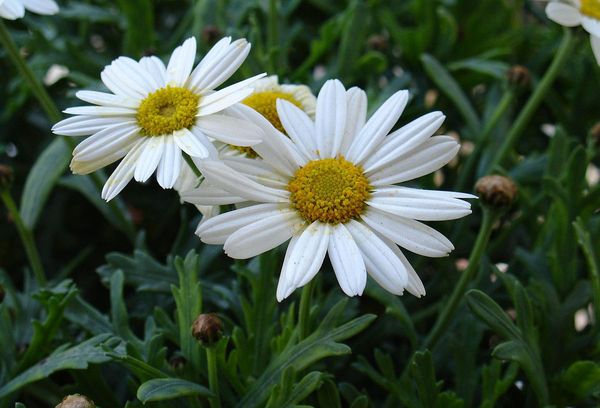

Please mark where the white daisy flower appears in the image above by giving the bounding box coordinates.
[52,37,266,201]
[193,79,475,301]
[0,0,58,19]
[546,0,600,64]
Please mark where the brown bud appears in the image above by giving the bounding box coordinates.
[506,65,530,89]
[192,313,223,346]
[475,175,518,209]
[55,394,95,408]
[0,164,14,191]
[202,26,222,44]
[367,34,388,51]
[590,122,600,146]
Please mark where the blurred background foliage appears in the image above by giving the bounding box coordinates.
[0,0,599,407]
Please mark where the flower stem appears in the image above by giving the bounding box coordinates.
[298,280,314,340]
[423,208,496,350]
[1,189,46,286]
[486,29,574,173]
[183,152,204,179]
[206,346,221,408]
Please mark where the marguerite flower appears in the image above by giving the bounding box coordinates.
[52,36,266,201]
[0,0,58,19]
[193,79,474,301]
[546,0,600,64]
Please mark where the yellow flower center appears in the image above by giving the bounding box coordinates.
[136,86,199,136]
[581,0,600,20]
[288,157,371,224]
[242,91,302,134]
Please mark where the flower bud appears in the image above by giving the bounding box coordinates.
[0,165,14,191]
[506,65,530,89]
[192,313,223,346]
[475,175,518,209]
[55,394,95,408]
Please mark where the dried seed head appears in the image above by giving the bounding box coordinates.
[475,175,518,209]
[192,313,223,346]
[0,164,14,191]
[55,394,95,408]
[506,65,531,89]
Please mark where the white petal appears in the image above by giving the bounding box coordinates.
[345,220,408,295]
[373,186,477,200]
[198,73,266,115]
[156,138,182,188]
[52,116,132,136]
[111,57,158,94]
[346,90,409,164]
[134,136,165,182]
[70,136,140,175]
[166,37,196,87]
[364,111,445,173]
[582,16,600,37]
[222,156,288,189]
[276,99,318,160]
[196,203,286,244]
[368,136,459,186]
[315,79,347,158]
[0,0,25,20]
[139,56,167,88]
[328,223,367,297]
[101,138,146,201]
[198,159,289,203]
[72,122,139,161]
[339,87,367,156]
[189,38,251,91]
[181,182,246,205]
[368,194,472,221]
[75,90,139,108]
[545,2,582,27]
[100,60,148,99]
[173,128,209,158]
[196,114,263,146]
[377,234,426,297]
[21,0,58,14]
[361,208,454,257]
[592,35,600,65]
[276,222,330,301]
[63,106,137,117]
[223,210,301,258]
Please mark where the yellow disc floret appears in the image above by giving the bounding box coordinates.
[288,157,371,224]
[136,86,199,136]
[581,0,600,20]
[242,91,301,134]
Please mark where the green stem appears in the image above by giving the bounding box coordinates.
[206,347,221,408]
[424,208,496,350]
[298,280,314,340]
[487,29,574,173]
[573,219,600,328]
[267,0,278,73]
[1,189,46,286]
[183,152,204,179]
[457,89,516,191]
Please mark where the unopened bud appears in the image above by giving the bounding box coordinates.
[202,26,221,44]
[0,165,14,191]
[192,313,223,346]
[55,394,95,408]
[506,65,530,89]
[475,175,518,209]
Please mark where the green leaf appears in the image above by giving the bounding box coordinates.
[466,290,521,341]
[136,378,212,403]
[448,58,509,79]
[559,361,600,400]
[20,138,70,229]
[317,378,342,408]
[421,54,481,134]
[410,351,438,408]
[0,335,112,397]
[98,250,175,292]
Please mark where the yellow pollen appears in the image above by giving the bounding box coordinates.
[242,91,302,134]
[581,0,600,20]
[136,86,199,136]
[288,157,371,224]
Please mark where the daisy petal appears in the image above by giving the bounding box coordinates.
[112,57,158,94]
[361,208,454,257]
[223,210,301,258]
[75,90,139,108]
[339,87,367,156]
[368,136,459,186]
[346,89,409,164]
[377,234,426,297]
[328,223,367,297]
[134,135,165,182]
[139,56,167,88]
[345,220,408,295]
[315,79,347,158]
[22,0,58,14]
[181,183,246,206]
[276,99,317,160]
[592,35,600,65]
[173,128,210,158]
[53,116,133,136]
[189,38,251,91]
[277,222,330,301]
[73,122,139,161]
[156,138,182,188]
[198,73,266,114]
[582,16,600,38]
[166,37,197,87]
[101,138,146,201]
[196,203,285,244]
[222,157,288,189]
[196,114,263,146]
[63,106,137,117]
[70,135,140,175]
[0,0,25,20]
[368,193,472,221]
[545,2,582,27]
